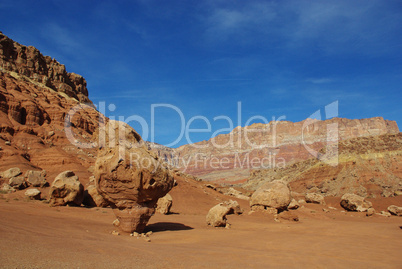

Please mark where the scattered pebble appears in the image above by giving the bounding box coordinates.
[111,230,120,236]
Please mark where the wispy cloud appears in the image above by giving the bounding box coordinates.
[306,78,334,84]
[202,0,402,55]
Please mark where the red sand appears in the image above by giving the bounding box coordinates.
[0,195,401,269]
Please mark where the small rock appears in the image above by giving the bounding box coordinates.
[146,231,153,236]
[133,232,140,237]
[378,211,391,217]
[48,131,55,137]
[1,167,22,179]
[111,230,120,236]
[328,206,337,210]
[278,211,299,222]
[1,184,15,193]
[113,219,120,227]
[156,193,173,214]
[305,193,326,205]
[25,188,41,200]
[206,200,242,227]
[366,208,375,217]
[49,171,84,206]
[25,170,47,187]
[144,237,151,242]
[298,199,306,204]
[9,176,27,189]
[5,141,11,146]
[288,199,300,210]
[250,180,292,211]
[322,208,330,213]
[387,205,402,216]
[340,193,372,212]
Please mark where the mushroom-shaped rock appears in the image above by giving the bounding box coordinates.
[206,200,242,227]
[156,193,173,214]
[83,185,109,207]
[340,193,372,212]
[250,180,291,212]
[94,121,174,233]
[25,188,41,200]
[387,205,402,216]
[305,193,326,205]
[49,171,84,206]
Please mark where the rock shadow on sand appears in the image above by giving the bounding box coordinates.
[145,222,193,233]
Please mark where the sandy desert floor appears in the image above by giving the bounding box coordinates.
[0,194,401,269]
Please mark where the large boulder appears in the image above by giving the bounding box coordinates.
[94,121,174,233]
[156,193,173,214]
[305,193,326,205]
[250,180,291,212]
[340,193,372,212]
[83,185,109,207]
[387,205,402,216]
[49,171,84,206]
[25,170,47,187]
[206,200,242,227]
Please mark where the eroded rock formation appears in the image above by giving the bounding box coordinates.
[94,121,174,233]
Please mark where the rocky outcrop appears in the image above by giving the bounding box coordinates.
[206,200,242,227]
[94,121,174,233]
[167,117,399,182]
[0,32,90,103]
[156,193,173,214]
[340,193,372,212]
[250,180,291,212]
[49,171,84,206]
[244,133,402,197]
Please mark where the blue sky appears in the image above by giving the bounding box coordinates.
[1,0,401,147]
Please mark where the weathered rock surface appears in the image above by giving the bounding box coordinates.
[1,167,22,179]
[25,188,41,200]
[250,180,291,212]
[94,121,174,233]
[156,193,173,214]
[387,205,402,216]
[0,32,90,103]
[25,170,47,187]
[8,176,26,189]
[49,171,84,206]
[154,117,399,182]
[305,193,326,205]
[244,133,402,197]
[206,200,242,227]
[340,193,372,212]
[83,185,109,207]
